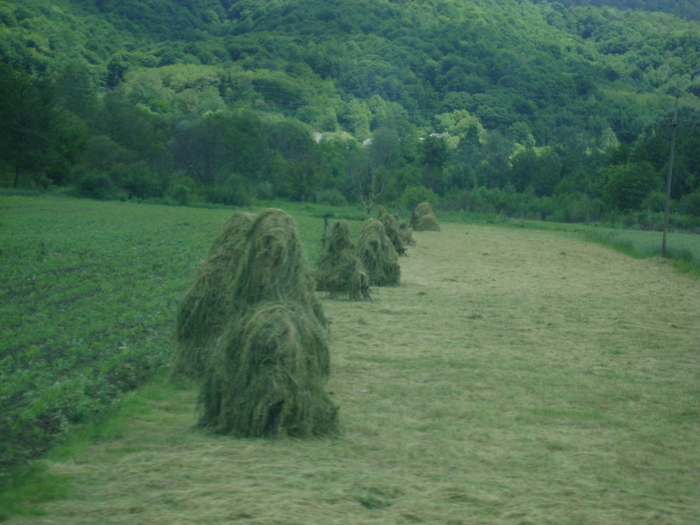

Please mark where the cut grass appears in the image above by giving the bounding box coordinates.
[2,216,699,524]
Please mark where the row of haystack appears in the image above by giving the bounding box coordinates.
[315,205,422,300]
[171,209,338,438]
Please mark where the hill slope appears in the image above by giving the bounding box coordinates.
[1,0,699,220]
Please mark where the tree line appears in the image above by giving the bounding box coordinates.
[1,0,699,226]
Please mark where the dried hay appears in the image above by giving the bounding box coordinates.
[376,206,407,256]
[357,218,401,286]
[398,218,416,247]
[171,211,255,379]
[230,209,325,324]
[412,201,440,231]
[178,208,336,437]
[315,220,371,301]
[198,301,339,437]
[171,209,326,381]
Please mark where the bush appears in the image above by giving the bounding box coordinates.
[315,189,348,207]
[198,175,252,206]
[170,183,192,205]
[400,185,438,213]
[78,173,114,200]
[679,190,700,217]
[601,162,661,211]
[116,162,164,200]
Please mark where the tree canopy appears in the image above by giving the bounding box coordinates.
[1,0,699,224]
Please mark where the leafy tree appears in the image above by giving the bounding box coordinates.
[601,161,661,211]
[171,113,234,185]
[420,135,449,195]
[510,148,539,193]
[0,67,47,187]
[476,131,512,189]
[267,119,322,201]
[54,61,97,120]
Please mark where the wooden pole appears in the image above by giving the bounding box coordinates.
[661,94,679,258]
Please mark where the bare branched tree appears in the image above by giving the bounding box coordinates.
[358,168,387,214]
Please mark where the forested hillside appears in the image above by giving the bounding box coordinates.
[1,0,699,225]
[537,0,700,22]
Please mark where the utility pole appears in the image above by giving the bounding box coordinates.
[661,93,679,258]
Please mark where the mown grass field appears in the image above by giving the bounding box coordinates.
[1,196,699,523]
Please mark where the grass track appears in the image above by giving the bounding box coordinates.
[4,215,699,524]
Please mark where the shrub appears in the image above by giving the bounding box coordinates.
[401,185,438,213]
[78,173,114,200]
[679,190,700,217]
[315,188,348,207]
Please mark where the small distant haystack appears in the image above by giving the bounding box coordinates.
[376,206,407,256]
[171,211,255,379]
[397,218,416,247]
[315,220,371,301]
[357,218,401,286]
[412,202,440,231]
[198,301,338,437]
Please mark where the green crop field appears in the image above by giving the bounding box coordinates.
[1,196,699,524]
[0,197,252,482]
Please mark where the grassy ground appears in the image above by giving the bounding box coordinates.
[442,210,700,271]
[2,202,698,524]
[0,196,336,487]
[582,227,700,269]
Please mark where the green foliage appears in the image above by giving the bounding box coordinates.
[400,185,438,212]
[601,161,662,211]
[0,196,233,484]
[1,0,700,224]
[77,172,114,200]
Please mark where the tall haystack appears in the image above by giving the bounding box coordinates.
[230,209,325,324]
[195,209,337,437]
[171,211,255,379]
[412,201,441,231]
[198,301,338,437]
[376,206,407,256]
[357,218,401,286]
[315,220,370,301]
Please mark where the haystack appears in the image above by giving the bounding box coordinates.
[357,218,401,286]
[198,301,338,437]
[193,208,337,437]
[412,201,440,231]
[171,211,255,379]
[376,206,407,256]
[315,220,370,301]
[397,218,416,247]
[230,209,325,324]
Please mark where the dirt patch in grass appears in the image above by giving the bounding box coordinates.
[7,223,700,524]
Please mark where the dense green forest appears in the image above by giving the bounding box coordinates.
[1,0,700,226]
